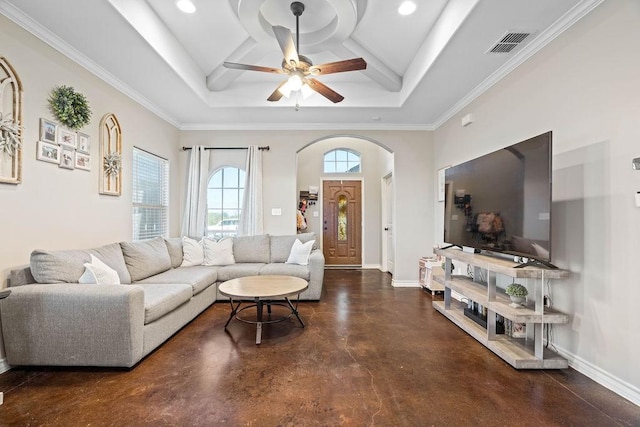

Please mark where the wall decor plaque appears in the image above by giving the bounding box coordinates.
[0,56,23,184]
[99,113,122,196]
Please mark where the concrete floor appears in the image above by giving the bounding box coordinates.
[0,269,638,426]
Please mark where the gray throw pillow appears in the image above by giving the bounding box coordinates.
[120,237,172,282]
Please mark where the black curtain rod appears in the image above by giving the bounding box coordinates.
[181,146,270,151]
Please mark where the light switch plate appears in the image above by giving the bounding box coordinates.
[271,208,282,216]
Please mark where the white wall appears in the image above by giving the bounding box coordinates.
[180,130,433,285]
[296,136,393,268]
[433,0,640,404]
[0,16,181,363]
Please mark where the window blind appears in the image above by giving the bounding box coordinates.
[132,147,169,241]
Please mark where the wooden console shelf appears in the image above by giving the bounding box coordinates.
[433,248,570,369]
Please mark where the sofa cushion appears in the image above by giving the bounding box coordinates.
[30,243,132,284]
[259,263,311,281]
[232,234,270,263]
[78,254,121,285]
[203,238,235,266]
[9,265,36,287]
[120,237,172,282]
[270,233,318,263]
[138,283,193,324]
[164,237,184,269]
[135,266,218,296]
[216,263,265,282]
[181,236,204,267]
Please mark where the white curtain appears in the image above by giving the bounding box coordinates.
[181,146,211,237]
[239,146,263,236]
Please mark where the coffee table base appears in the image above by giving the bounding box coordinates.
[224,297,305,344]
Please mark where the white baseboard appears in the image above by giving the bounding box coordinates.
[362,264,382,270]
[554,345,640,407]
[0,357,10,374]
[391,279,420,288]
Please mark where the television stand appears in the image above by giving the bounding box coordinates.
[514,259,559,269]
[433,247,570,369]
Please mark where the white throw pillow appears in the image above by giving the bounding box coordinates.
[181,236,204,266]
[286,239,315,265]
[79,254,121,285]
[203,237,236,266]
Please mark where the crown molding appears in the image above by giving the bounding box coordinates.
[178,122,435,131]
[432,0,606,130]
[0,0,181,129]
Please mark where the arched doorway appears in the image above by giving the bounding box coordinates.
[296,135,394,270]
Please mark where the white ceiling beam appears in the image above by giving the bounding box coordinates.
[108,0,210,104]
[399,0,480,105]
[338,39,402,92]
[206,39,271,91]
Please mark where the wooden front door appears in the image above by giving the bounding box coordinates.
[322,180,362,265]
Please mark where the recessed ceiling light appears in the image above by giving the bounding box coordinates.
[176,0,196,14]
[398,1,416,16]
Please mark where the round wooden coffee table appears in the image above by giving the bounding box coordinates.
[218,275,308,344]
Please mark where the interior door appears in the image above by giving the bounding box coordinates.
[384,174,394,274]
[322,180,362,265]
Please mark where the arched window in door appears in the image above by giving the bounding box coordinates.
[323,149,361,173]
[207,166,245,239]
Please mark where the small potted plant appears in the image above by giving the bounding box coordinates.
[505,283,528,306]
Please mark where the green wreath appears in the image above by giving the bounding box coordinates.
[48,85,92,130]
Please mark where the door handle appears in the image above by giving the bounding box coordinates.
[384,227,389,231]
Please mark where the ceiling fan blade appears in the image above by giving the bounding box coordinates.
[267,81,288,102]
[272,25,299,67]
[306,78,344,103]
[223,62,284,74]
[309,58,367,75]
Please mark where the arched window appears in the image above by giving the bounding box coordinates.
[323,148,361,173]
[207,166,245,238]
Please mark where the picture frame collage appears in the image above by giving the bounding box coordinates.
[37,118,90,171]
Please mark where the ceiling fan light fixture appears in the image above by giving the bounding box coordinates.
[398,1,416,16]
[176,0,196,13]
[288,72,304,92]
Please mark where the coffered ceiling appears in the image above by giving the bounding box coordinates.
[0,0,602,129]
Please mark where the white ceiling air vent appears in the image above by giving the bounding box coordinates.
[488,32,531,53]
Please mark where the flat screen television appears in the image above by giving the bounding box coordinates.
[443,131,553,267]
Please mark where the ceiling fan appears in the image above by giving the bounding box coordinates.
[223,1,367,104]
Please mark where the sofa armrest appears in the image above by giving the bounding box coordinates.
[305,249,325,300]
[0,283,145,367]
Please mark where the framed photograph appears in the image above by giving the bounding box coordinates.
[40,118,58,144]
[75,152,90,171]
[36,140,60,164]
[437,166,449,202]
[59,146,75,170]
[77,132,90,154]
[58,128,77,149]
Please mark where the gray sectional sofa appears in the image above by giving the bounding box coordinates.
[1,233,324,368]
